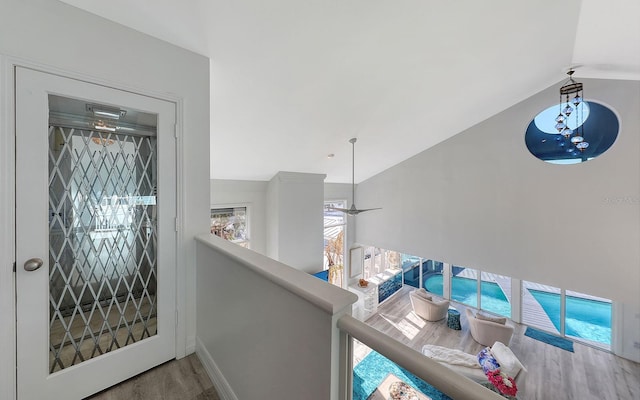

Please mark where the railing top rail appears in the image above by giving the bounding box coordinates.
[196,234,357,314]
[338,314,506,400]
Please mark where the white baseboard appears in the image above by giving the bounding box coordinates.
[195,337,238,400]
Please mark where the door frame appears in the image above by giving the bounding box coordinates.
[0,56,187,400]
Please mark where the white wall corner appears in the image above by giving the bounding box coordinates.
[613,302,640,363]
[442,263,451,300]
[185,335,197,355]
[267,171,326,273]
[510,278,522,323]
[195,337,239,400]
[0,55,17,400]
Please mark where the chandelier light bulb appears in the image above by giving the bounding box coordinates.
[572,95,582,106]
[563,104,573,117]
[576,142,589,151]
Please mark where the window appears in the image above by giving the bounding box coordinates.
[386,251,400,271]
[353,242,614,349]
[525,101,619,164]
[440,266,510,317]
[210,207,249,248]
[522,281,562,334]
[400,255,443,295]
[565,290,611,347]
[324,201,346,287]
[421,260,444,296]
[363,246,402,303]
[377,250,402,303]
[480,272,511,318]
[401,254,421,288]
[451,266,478,307]
[523,281,612,348]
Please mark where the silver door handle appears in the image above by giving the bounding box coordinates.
[24,258,44,272]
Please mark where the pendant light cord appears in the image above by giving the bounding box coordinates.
[349,138,357,206]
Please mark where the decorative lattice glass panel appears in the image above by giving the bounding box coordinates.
[48,124,158,373]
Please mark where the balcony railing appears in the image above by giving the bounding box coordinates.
[195,234,504,400]
[337,315,504,400]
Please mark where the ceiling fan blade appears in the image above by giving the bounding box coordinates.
[346,207,382,216]
[326,206,351,213]
[328,203,382,216]
[354,207,382,213]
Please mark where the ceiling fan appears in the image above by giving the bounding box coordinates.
[328,138,381,216]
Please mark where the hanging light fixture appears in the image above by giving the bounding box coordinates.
[554,69,589,155]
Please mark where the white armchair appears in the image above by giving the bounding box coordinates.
[410,289,449,321]
[465,308,514,346]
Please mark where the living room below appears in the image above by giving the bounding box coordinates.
[352,285,638,400]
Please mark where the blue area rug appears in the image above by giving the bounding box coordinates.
[525,327,574,352]
[353,350,452,400]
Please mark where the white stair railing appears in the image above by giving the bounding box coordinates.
[337,314,505,400]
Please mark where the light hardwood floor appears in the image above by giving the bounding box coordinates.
[356,286,639,400]
[86,354,220,400]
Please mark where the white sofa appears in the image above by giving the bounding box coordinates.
[465,308,514,346]
[422,341,527,396]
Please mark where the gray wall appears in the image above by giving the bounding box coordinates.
[355,78,640,361]
[0,0,210,397]
[267,172,326,273]
[211,180,356,280]
[266,173,281,260]
[196,236,356,400]
[356,78,639,303]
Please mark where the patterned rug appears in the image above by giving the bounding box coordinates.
[525,327,574,352]
[366,373,431,400]
[353,350,452,400]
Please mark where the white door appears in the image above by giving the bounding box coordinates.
[15,67,177,399]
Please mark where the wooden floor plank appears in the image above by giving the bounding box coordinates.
[357,286,640,400]
[86,354,220,400]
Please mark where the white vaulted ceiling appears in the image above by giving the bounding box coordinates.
[59,0,640,183]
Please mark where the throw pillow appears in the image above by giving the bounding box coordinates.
[477,347,500,375]
[476,312,507,325]
[414,288,432,301]
[490,341,525,379]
